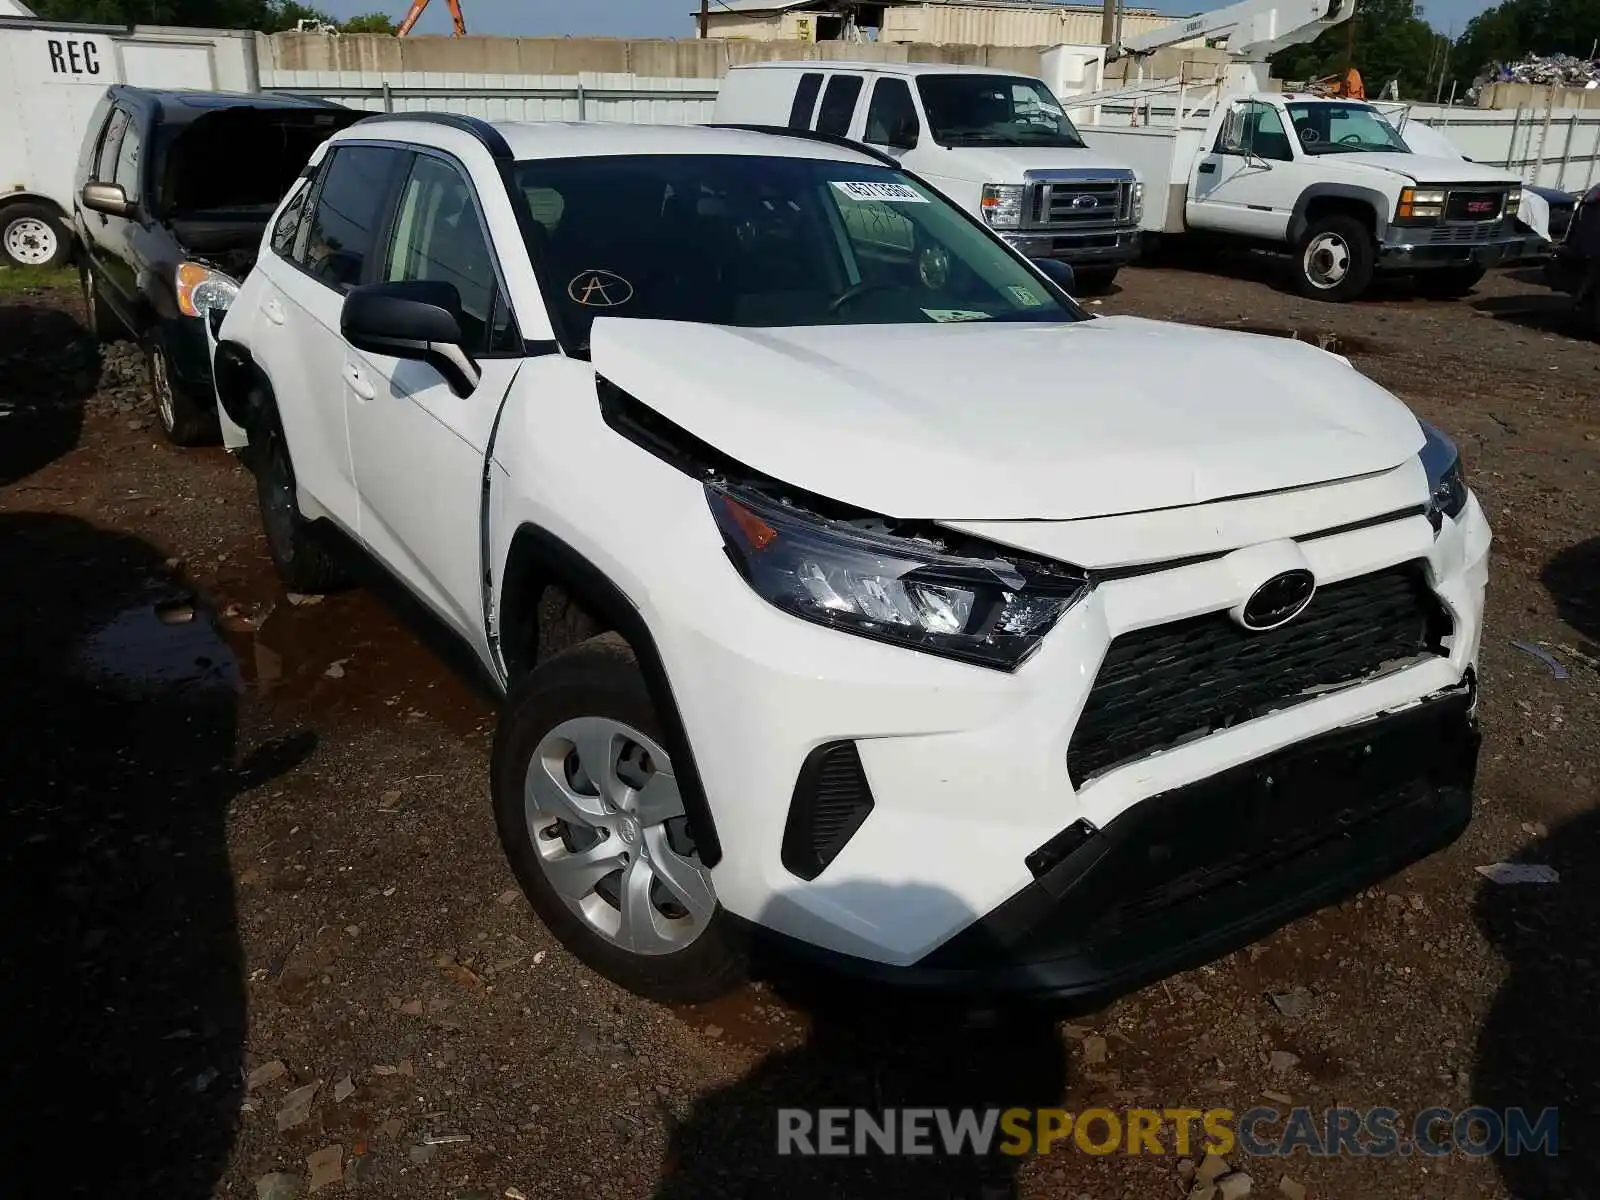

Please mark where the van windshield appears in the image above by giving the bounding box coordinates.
[510,153,1080,351]
[916,74,1087,149]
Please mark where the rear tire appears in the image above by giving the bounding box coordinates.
[492,633,746,1003]
[1292,214,1375,302]
[1,203,71,269]
[1414,265,1487,298]
[1072,266,1119,295]
[81,266,123,342]
[248,400,353,594]
[150,337,218,447]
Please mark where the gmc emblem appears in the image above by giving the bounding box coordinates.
[1466,199,1496,214]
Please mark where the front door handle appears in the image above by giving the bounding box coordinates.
[262,296,286,326]
[1198,161,1217,174]
[343,361,376,401]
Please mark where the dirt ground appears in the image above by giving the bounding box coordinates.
[2,257,1597,1200]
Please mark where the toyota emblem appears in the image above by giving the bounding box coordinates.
[1236,570,1317,631]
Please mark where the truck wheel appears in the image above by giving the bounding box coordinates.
[150,338,219,447]
[1293,215,1374,302]
[492,633,746,1004]
[249,399,353,594]
[1,203,71,269]
[1415,266,1487,298]
[1072,266,1120,295]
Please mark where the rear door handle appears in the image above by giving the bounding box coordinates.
[262,296,286,325]
[343,361,376,401]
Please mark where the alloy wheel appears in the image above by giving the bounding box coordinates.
[151,347,177,434]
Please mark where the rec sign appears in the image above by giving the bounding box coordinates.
[43,35,104,78]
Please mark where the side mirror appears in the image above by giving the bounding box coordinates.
[341,280,480,398]
[81,181,133,218]
[1031,258,1076,294]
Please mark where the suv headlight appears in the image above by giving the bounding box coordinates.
[708,483,1089,670]
[981,183,1026,231]
[1419,420,1468,528]
[176,262,239,320]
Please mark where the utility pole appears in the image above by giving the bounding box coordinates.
[699,0,709,39]
[1100,0,1115,47]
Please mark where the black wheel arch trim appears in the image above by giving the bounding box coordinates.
[499,523,724,868]
[1288,184,1391,245]
[212,338,267,430]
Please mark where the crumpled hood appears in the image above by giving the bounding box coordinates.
[589,316,1427,521]
[1328,151,1522,185]
[923,143,1134,184]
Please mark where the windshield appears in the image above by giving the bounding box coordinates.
[509,154,1079,350]
[915,74,1086,149]
[1286,102,1410,156]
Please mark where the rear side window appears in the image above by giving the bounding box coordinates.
[95,108,129,183]
[270,178,312,262]
[303,145,406,292]
[816,75,864,136]
[788,72,824,129]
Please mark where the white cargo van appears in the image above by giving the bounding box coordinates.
[0,15,256,267]
[715,62,1144,292]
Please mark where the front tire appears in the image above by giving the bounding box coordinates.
[150,338,218,447]
[492,633,745,1003]
[1,203,70,269]
[1292,214,1375,302]
[249,401,352,594]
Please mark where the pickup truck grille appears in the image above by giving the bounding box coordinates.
[1445,190,1505,221]
[1028,179,1130,230]
[1066,563,1451,787]
[1424,219,1504,244]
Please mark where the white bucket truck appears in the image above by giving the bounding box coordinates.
[1062,0,1539,301]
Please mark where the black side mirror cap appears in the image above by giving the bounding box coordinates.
[341,280,480,397]
[1031,257,1077,295]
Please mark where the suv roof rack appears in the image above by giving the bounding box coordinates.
[353,111,512,161]
[705,123,901,170]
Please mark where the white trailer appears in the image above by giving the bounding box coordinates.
[0,15,256,267]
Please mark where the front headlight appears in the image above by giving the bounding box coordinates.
[980,183,1026,231]
[1507,186,1523,216]
[1398,187,1446,220]
[1130,180,1145,224]
[708,483,1089,670]
[1419,420,1468,528]
[176,261,239,320]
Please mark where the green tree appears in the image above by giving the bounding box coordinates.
[339,10,397,32]
[1271,0,1450,100]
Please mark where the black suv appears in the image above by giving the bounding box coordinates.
[1546,183,1600,337]
[73,87,362,443]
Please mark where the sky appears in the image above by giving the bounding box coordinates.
[336,0,1497,46]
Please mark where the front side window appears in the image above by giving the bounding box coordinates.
[1217,101,1294,161]
[1287,102,1410,155]
[303,145,405,292]
[916,74,1086,149]
[113,122,143,199]
[96,108,130,183]
[384,154,517,354]
[511,153,1080,351]
[815,75,864,136]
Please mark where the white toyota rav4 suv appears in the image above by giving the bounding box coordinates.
[208,114,1491,1004]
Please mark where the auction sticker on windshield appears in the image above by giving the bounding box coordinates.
[832,181,928,203]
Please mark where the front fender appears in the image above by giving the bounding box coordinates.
[1288,182,1392,244]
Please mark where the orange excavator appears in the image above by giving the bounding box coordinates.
[397,0,466,37]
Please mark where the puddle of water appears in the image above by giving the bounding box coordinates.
[73,594,242,698]
[1191,322,1382,357]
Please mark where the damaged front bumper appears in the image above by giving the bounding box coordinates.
[1377,229,1544,270]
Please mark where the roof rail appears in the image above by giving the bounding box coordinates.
[353,111,512,161]
[705,123,901,171]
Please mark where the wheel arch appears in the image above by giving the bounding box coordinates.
[497,523,724,868]
[1289,184,1390,245]
[212,339,273,439]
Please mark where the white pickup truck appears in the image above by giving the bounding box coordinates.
[716,61,1144,293]
[1086,91,1537,301]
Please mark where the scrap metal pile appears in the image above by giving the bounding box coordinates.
[1470,53,1600,100]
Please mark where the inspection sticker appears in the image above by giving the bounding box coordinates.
[832,181,928,203]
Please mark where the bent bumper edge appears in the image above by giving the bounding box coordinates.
[756,686,1479,1005]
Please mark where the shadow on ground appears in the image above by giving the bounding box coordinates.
[1542,536,1600,653]
[0,304,100,486]
[0,512,314,1195]
[654,887,1069,1200]
[1473,807,1600,1195]
[1471,290,1584,338]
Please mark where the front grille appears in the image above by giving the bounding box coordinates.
[1446,190,1505,221]
[1030,180,1128,230]
[1424,220,1503,244]
[1066,562,1451,786]
[782,741,876,881]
